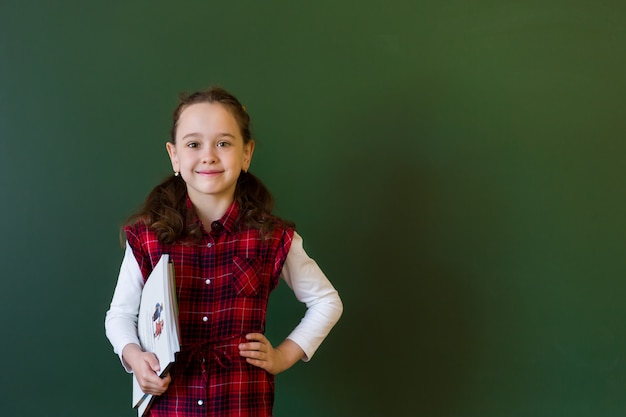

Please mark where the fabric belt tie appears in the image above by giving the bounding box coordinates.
[175,332,258,382]
[181,342,231,381]
[186,342,232,365]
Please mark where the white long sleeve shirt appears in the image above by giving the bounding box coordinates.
[105,231,343,370]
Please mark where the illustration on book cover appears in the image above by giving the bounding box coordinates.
[152,302,164,339]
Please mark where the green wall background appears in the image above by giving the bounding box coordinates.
[1,1,625,416]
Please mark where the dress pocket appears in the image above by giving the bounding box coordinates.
[232,256,262,296]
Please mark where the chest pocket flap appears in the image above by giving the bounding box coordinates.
[232,256,263,296]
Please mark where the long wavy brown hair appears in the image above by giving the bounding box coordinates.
[124,86,294,244]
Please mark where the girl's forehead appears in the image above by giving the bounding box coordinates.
[177,102,240,132]
[179,102,229,119]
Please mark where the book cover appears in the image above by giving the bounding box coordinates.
[132,254,180,416]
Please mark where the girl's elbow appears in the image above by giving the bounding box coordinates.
[332,294,344,322]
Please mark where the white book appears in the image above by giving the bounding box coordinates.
[132,254,181,417]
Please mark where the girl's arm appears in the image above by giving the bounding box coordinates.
[105,244,172,394]
[239,231,343,373]
[279,231,343,360]
[105,243,144,371]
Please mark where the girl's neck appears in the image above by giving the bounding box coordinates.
[188,192,234,230]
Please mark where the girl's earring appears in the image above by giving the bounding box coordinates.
[174,171,180,177]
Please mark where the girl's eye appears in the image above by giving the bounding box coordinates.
[187,142,199,148]
[217,141,231,148]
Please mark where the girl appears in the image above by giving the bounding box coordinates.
[105,87,343,416]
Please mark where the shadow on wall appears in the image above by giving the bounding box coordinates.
[317,87,493,416]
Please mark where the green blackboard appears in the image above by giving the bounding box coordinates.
[1,1,625,416]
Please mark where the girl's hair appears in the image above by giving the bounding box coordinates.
[124,86,294,244]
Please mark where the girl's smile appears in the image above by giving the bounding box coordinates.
[196,169,224,175]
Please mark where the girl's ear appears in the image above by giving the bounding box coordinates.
[166,142,179,173]
[243,140,255,172]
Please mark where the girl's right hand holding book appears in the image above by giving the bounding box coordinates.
[122,343,172,395]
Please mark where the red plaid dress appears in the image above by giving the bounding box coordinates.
[125,202,294,417]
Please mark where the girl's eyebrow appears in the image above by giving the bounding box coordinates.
[180,132,202,141]
[216,132,237,139]
[180,132,237,141]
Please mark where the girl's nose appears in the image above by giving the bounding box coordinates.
[201,147,217,163]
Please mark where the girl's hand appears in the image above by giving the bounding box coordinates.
[238,333,305,375]
[122,343,171,395]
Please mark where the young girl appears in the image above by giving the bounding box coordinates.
[105,87,343,416]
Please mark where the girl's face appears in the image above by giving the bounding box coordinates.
[166,102,254,205]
